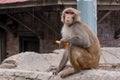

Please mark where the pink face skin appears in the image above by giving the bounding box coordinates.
[64,11,75,25]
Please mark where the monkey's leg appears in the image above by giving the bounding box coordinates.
[64,36,91,48]
[60,67,79,78]
[60,48,91,78]
[59,47,81,78]
[76,48,93,69]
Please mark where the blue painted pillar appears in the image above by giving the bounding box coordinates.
[77,0,97,33]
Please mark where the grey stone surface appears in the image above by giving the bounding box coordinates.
[0,69,53,80]
[0,69,120,80]
[100,47,120,71]
[0,51,64,71]
[51,69,120,80]
[1,48,120,71]
[0,47,120,80]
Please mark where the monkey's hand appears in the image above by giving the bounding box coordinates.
[53,68,60,75]
[59,37,70,48]
[59,40,64,49]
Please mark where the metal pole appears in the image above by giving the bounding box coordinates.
[77,0,97,34]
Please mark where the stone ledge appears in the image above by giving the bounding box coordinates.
[0,69,120,80]
[0,69,53,80]
[53,69,120,80]
[0,47,120,80]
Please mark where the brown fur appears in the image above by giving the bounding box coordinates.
[56,8,101,78]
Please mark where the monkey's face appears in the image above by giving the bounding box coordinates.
[61,8,81,24]
[64,11,75,25]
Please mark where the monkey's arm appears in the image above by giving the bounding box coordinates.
[61,24,91,48]
[61,35,91,48]
[66,36,90,48]
[55,47,69,74]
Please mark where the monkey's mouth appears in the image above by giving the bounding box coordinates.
[66,20,70,22]
[66,20,71,24]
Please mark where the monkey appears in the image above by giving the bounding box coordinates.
[54,7,101,78]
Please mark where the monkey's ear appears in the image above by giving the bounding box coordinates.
[75,10,81,22]
[61,13,64,23]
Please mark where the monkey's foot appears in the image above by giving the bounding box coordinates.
[60,67,75,78]
[60,73,69,78]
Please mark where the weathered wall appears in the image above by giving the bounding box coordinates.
[4,10,120,57]
[6,32,19,57]
[17,12,60,53]
[5,11,61,56]
[98,11,120,47]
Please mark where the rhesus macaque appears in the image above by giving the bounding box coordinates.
[55,7,101,78]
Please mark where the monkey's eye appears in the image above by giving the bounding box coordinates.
[65,12,74,14]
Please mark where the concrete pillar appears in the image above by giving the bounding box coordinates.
[77,0,97,33]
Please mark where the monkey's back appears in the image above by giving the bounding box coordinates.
[70,22,101,69]
[80,23,101,68]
